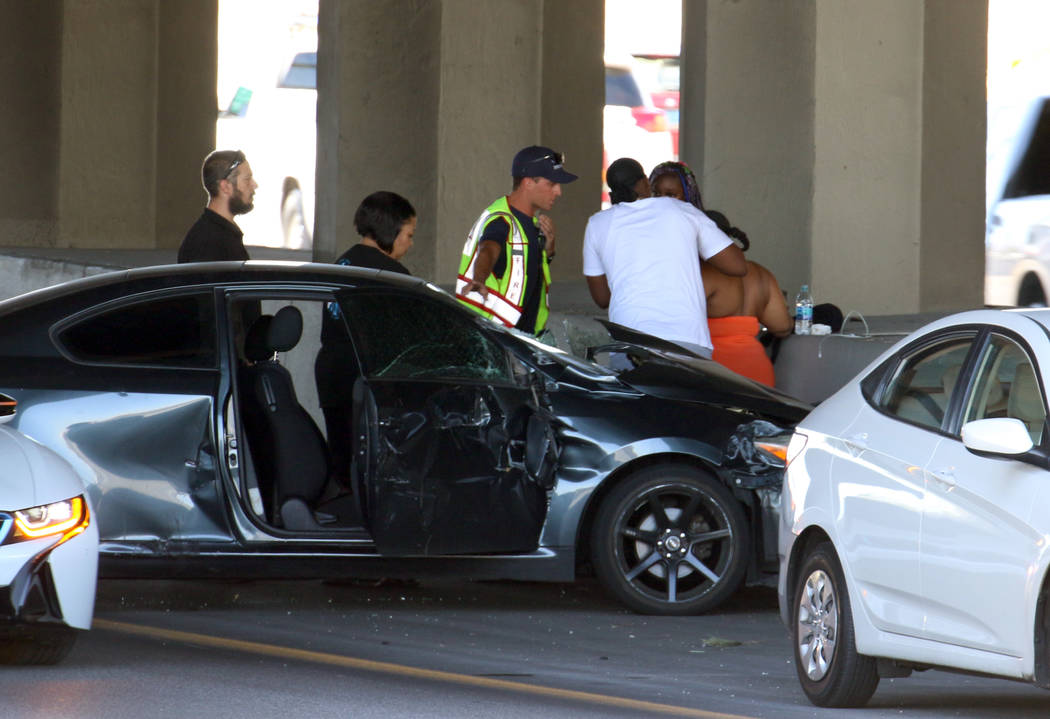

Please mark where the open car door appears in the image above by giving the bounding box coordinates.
[341,289,557,556]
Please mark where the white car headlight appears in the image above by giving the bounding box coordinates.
[10,496,90,542]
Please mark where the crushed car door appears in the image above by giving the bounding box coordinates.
[340,289,556,556]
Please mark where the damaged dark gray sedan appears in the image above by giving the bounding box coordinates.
[0,263,809,615]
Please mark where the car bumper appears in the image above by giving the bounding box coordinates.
[0,520,98,631]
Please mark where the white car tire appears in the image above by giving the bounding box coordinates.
[792,541,879,707]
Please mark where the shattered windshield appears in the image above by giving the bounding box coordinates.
[500,325,624,381]
[339,292,513,382]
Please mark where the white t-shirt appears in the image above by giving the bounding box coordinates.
[582,196,733,351]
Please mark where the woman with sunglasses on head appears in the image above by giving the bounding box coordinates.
[649,162,792,386]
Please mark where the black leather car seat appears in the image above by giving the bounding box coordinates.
[241,306,329,530]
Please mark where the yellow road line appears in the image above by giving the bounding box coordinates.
[94,618,754,719]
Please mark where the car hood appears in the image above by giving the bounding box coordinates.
[600,321,813,423]
[0,426,83,512]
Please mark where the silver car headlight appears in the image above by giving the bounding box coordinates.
[8,496,90,544]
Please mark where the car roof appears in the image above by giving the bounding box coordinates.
[914,307,1050,334]
[0,261,436,315]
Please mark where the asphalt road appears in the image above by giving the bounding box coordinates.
[3,577,1050,718]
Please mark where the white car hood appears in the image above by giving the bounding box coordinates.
[0,426,83,512]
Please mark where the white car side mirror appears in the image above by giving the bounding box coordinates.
[961,417,1034,456]
[0,393,15,425]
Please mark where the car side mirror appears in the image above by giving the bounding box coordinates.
[961,417,1049,467]
[0,393,16,424]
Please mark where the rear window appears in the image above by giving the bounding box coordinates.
[56,293,217,368]
[605,67,645,107]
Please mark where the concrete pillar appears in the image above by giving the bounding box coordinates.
[919,0,987,312]
[0,0,216,251]
[811,0,926,314]
[0,0,63,247]
[682,0,986,315]
[157,1,221,250]
[316,0,602,285]
[681,0,815,307]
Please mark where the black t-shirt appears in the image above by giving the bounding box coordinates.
[479,205,543,332]
[337,243,410,275]
[321,243,410,346]
[177,209,249,262]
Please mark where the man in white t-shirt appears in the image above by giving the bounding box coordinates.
[583,157,746,357]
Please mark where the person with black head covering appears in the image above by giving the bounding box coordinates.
[582,158,746,358]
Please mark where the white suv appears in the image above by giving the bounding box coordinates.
[986,96,1050,306]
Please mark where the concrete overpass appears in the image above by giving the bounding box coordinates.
[0,0,986,317]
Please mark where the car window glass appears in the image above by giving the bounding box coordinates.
[878,337,974,430]
[964,334,1046,443]
[57,292,216,368]
[605,67,645,107]
[339,292,513,383]
[277,51,316,89]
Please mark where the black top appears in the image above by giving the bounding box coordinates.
[479,204,543,332]
[336,243,410,275]
[321,243,410,346]
[177,209,249,263]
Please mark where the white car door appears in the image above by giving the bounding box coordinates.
[834,334,977,638]
[921,330,1050,655]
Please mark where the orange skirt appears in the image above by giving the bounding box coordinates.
[709,316,774,386]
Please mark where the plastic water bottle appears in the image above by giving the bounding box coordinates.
[795,284,813,335]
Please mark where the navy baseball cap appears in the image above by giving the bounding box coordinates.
[511,146,578,183]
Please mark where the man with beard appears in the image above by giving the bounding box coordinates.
[178,150,258,262]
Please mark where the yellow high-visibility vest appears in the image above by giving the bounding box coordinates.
[455,196,550,334]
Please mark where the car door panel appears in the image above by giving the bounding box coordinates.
[360,378,549,556]
[920,329,1050,655]
[5,388,231,549]
[921,440,1044,655]
[833,406,935,637]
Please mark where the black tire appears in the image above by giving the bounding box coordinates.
[792,542,879,707]
[281,186,311,250]
[0,625,77,665]
[590,463,749,615]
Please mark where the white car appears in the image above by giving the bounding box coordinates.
[779,308,1050,706]
[985,96,1050,307]
[0,392,97,664]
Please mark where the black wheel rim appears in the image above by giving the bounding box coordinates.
[612,481,735,604]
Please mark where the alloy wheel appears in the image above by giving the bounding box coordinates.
[796,568,837,681]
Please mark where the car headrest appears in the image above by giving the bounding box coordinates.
[244,315,274,362]
[983,378,1004,407]
[269,306,303,353]
[942,363,961,396]
[1008,363,1043,423]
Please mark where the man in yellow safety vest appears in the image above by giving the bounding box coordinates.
[456,146,577,335]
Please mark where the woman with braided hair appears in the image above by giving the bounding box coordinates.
[649,162,791,385]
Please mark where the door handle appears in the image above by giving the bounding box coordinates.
[844,432,868,452]
[931,467,956,488]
